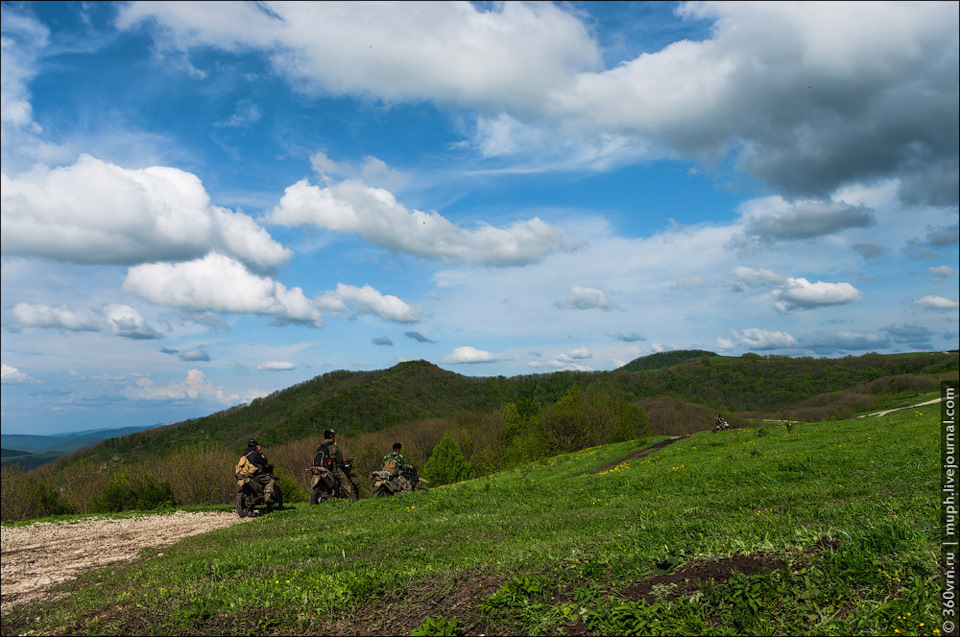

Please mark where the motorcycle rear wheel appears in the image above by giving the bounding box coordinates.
[309,487,328,505]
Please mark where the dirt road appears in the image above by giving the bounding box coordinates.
[1,510,248,613]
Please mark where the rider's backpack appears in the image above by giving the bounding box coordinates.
[235,451,259,478]
[313,443,332,468]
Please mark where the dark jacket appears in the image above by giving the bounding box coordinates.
[244,445,271,473]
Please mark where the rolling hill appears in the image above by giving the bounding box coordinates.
[51,350,958,469]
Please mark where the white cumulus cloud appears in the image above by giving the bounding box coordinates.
[1,363,32,384]
[123,253,421,326]
[8,302,162,339]
[719,328,799,351]
[268,179,582,266]
[1,155,290,270]
[441,346,499,364]
[912,295,959,311]
[555,286,612,310]
[772,278,864,312]
[125,369,239,404]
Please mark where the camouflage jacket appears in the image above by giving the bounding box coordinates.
[382,451,410,474]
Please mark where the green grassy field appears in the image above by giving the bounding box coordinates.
[1,404,942,636]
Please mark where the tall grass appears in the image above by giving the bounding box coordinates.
[1,404,941,635]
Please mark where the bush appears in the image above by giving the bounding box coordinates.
[535,384,651,455]
[0,465,72,521]
[93,470,175,513]
[423,434,473,486]
[273,466,307,502]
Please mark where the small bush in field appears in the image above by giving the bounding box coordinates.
[423,434,473,486]
[273,466,307,502]
[93,470,175,513]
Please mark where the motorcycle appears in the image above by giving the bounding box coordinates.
[236,468,283,517]
[307,458,359,503]
[370,464,429,497]
[712,418,731,433]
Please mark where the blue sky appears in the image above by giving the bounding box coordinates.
[1,1,958,436]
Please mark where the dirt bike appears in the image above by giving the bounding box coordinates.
[307,458,359,504]
[236,468,283,517]
[712,418,731,433]
[370,465,429,497]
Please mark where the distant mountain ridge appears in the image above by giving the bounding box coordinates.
[56,350,958,470]
[1,424,166,456]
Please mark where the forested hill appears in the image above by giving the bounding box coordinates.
[81,351,957,463]
[617,349,718,371]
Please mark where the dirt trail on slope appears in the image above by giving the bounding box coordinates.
[1,510,248,613]
[863,396,944,417]
[589,435,692,475]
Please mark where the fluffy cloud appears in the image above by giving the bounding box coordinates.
[118,2,958,204]
[178,347,211,362]
[730,266,784,289]
[928,265,956,278]
[743,200,875,241]
[1,363,32,384]
[8,302,162,339]
[718,328,799,351]
[1,155,290,270]
[101,304,164,340]
[126,369,239,403]
[441,346,500,364]
[555,286,613,311]
[372,336,393,346]
[124,253,324,326]
[772,278,864,312]
[123,253,421,326]
[912,295,959,311]
[555,2,959,204]
[268,179,581,266]
[324,283,421,323]
[117,2,600,111]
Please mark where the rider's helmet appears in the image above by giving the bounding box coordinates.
[393,442,402,451]
[248,439,258,447]
[324,429,335,440]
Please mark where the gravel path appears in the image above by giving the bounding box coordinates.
[1,510,248,613]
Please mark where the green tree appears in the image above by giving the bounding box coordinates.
[423,435,472,486]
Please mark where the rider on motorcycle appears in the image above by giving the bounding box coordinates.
[314,429,358,500]
[243,439,276,504]
[382,442,418,492]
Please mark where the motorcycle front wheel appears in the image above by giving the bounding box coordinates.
[236,490,256,517]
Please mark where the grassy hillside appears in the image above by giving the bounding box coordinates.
[1,403,942,636]
[60,351,958,468]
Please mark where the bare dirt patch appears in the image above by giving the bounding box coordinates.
[1,510,248,613]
